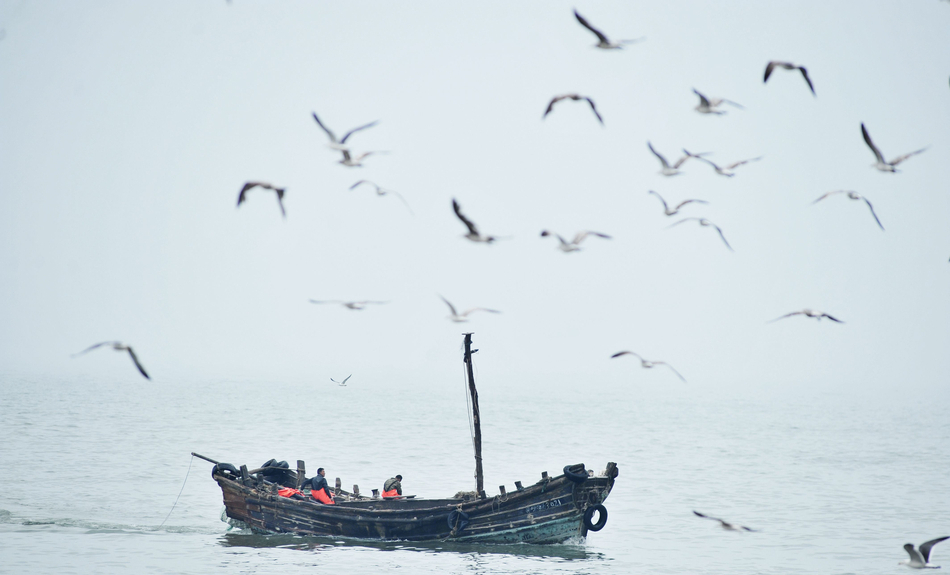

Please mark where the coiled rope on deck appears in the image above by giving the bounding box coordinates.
[159,453,194,528]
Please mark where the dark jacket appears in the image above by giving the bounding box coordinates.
[383,477,402,495]
[307,475,331,496]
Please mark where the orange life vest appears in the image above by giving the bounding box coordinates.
[382,489,400,498]
[278,487,303,498]
[311,488,336,505]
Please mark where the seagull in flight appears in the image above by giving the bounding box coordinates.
[693,511,757,532]
[349,180,413,214]
[763,61,816,96]
[861,123,928,173]
[73,342,150,380]
[668,217,733,251]
[331,374,352,386]
[440,295,500,323]
[693,88,744,115]
[648,190,708,216]
[339,149,386,167]
[611,351,686,383]
[686,151,762,177]
[574,9,643,49]
[648,142,707,176]
[812,190,884,230]
[543,94,604,125]
[540,230,611,253]
[453,199,501,243]
[901,536,949,569]
[311,111,378,153]
[768,309,843,323]
[309,300,389,310]
[237,181,286,218]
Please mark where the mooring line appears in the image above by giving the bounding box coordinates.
[159,453,195,528]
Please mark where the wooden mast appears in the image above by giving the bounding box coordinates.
[463,332,484,496]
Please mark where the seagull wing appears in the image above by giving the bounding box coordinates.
[647,142,671,169]
[712,224,733,251]
[905,544,926,565]
[238,182,261,206]
[342,374,352,384]
[768,311,802,323]
[461,307,501,317]
[764,61,778,83]
[452,199,480,236]
[861,123,886,164]
[572,231,611,244]
[275,188,286,218]
[693,510,725,523]
[648,190,670,212]
[611,351,643,360]
[798,66,816,96]
[311,112,337,143]
[862,198,885,230]
[812,190,845,204]
[543,95,566,118]
[673,199,708,210]
[722,98,744,109]
[340,120,379,144]
[125,346,150,380]
[440,295,459,317]
[821,313,844,323]
[657,362,687,383]
[584,97,604,125]
[73,341,118,356]
[888,146,929,166]
[349,180,373,191]
[920,537,950,563]
[309,300,343,305]
[693,88,711,108]
[388,190,414,214]
[667,217,699,229]
[725,157,762,170]
[574,10,610,44]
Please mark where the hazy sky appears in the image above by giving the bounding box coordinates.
[1,1,948,394]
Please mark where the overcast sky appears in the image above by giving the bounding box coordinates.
[1,1,948,395]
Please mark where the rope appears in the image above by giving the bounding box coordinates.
[159,453,194,528]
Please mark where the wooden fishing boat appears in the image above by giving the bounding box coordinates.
[197,333,618,543]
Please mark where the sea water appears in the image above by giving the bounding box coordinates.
[1,372,947,575]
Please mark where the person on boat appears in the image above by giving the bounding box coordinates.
[382,475,403,498]
[306,468,336,505]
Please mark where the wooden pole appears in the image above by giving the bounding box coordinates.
[463,333,484,496]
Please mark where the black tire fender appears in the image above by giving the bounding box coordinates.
[212,462,240,479]
[447,509,470,533]
[583,504,608,532]
[563,463,588,484]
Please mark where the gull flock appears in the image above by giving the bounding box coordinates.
[70,5,944,563]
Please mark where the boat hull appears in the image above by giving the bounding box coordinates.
[214,462,617,544]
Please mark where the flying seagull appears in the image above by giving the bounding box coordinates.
[668,217,733,251]
[452,199,501,243]
[331,375,352,386]
[648,190,708,216]
[349,180,413,214]
[540,230,611,253]
[648,142,707,176]
[686,151,762,177]
[237,181,286,218]
[73,341,150,380]
[812,190,884,230]
[768,309,843,323]
[764,61,815,96]
[693,88,744,115]
[611,351,686,383]
[574,9,643,49]
[440,295,500,323]
[901,536,949,569]
[693,511,757,532]
[311,111,378,153]
[543,94,604,125]
[339,149,385,168]
[861,123,928,173]
[309,300,389,310]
